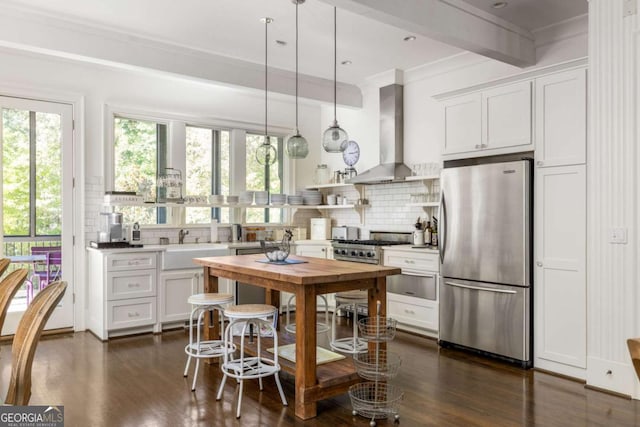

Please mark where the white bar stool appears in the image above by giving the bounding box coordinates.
[330,290,368,354]
[283,294,330,334]
[183,293,235,391]
[216,304,288,419]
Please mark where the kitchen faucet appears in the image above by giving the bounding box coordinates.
[178,229,189,244]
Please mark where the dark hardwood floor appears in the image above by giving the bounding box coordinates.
[1,316,639,426]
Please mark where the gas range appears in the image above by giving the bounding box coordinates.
[332,232,411,264]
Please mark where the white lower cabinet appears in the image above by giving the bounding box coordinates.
[87,250,159,340]
[383,247,439,338]
[158,269,201,324]
[534,164,586,379]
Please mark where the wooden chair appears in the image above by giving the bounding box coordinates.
[5,281,67,405]
[627,338,640,382]
[0,269,29,335]
[0,258,11,278]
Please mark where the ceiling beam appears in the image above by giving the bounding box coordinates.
[320,0,536,67]
[0,5,362,108]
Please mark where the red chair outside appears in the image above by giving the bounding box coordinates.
[29,247,62,291]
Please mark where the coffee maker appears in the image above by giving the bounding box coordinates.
[99,212,125,242]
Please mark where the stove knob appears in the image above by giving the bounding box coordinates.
[358,251,365,257]
[367,252,374,258]
[334,249,340,255]
[341,249,347,255]
[350,251,357,256]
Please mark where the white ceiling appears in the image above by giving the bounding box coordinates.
[1,0,588,85]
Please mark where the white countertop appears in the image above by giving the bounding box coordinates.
[381,244,439,254]
[86,239,328,253]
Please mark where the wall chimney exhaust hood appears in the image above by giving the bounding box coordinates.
[347,84,411,185]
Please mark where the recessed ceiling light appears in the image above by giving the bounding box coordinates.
[341,60,352,65]
[275,40,287,46]
[403,35,417,42]
[492,1,508,8]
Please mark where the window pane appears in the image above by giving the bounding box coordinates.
[35,112,62,236]
[219,131,230,224]
[2,108,30,236]
[245,134,282,224]
[186,126,212,224]
[114,117,165,225]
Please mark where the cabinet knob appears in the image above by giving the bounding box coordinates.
[536,261,543,267]
[537,161,544,167]
[128,312,140,318]
[475,144,481,149]
[321,248,325,252]
[127,283,140,288]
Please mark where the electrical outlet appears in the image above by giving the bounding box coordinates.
[609,227,628,244]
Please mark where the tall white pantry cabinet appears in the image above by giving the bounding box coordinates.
[533,67,587,379]
[438,64,587,379]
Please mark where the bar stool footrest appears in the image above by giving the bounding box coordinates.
[185,340,236,358]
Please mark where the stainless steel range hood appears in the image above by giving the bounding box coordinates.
[347,84,412,184]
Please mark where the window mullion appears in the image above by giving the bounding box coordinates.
[29,111,36,237]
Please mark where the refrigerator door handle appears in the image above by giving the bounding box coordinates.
[439,190,446,264]
[444,281,517,295]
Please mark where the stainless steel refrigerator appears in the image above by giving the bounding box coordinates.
[439,160,532,366]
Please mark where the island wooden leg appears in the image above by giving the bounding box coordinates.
[368,276,387,352]
[202,267,220,342]
[295,285,317,419]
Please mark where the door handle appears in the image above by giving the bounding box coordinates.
[445,281,517,294]
[439,191,446,264]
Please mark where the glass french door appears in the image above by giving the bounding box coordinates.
[0,96,74,334]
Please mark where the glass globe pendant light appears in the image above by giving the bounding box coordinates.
[285,0,309,159]
[256,17,277,166]
[322,7,348,153]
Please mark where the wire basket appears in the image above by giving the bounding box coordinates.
[348,382,404,420]
[260,240,291,262]
[357,316,397,342]
[353,350,402,381]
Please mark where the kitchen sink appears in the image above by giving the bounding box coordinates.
[162,244,230,270]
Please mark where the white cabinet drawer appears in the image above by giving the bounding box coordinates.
[107,270,156,300]
[107,252,157,271]
[388,295,438,332]
[107,297,157,330]
[383,251,439,272]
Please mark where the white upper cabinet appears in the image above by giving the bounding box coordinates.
[442,81,532,157]
[442,93,482,155]
[482,81,532,150]
[535,68,587,167]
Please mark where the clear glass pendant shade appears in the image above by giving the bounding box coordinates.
[256,140,277,165]
[322,121,348,152]
[286,132,309,158]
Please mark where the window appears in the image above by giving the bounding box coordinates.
[2,108,62,238]
[185,126,230,224]
[113,116,167,224]
[245,134,283,223]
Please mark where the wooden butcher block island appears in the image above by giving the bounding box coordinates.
[193,254,401,420]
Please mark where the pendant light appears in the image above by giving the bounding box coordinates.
[256,17,277,166]
[322,7,348,153]
[285,0,309,159]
